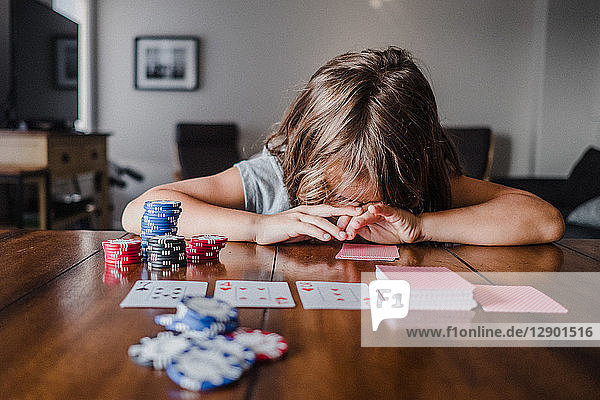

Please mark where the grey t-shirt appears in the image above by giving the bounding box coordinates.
[234,148,291,214]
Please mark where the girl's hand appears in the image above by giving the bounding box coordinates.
[254,205,363,245]
[344,203,426,244]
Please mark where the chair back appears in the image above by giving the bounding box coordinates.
[445,127,493,180]
[176,123,241,179]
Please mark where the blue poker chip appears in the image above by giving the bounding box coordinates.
[166,346,244,391]
[143,212,182,219]
[141,223,178,229]
[180,296,238,323]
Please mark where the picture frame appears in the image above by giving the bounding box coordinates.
[54,36,78,90]
[134,36,199,91]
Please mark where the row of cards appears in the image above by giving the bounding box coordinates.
[120,280,369,309]
[120,278,568,313]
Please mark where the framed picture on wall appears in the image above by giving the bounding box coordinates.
[134,36,199,91]
[54,36,78,90]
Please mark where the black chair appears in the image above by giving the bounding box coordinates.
[176,123,241,180]
[445,127,493,180]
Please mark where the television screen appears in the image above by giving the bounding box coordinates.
[10,0,78,129]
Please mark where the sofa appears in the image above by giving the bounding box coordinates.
[492,147,600,239]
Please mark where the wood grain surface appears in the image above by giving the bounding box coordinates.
[1,232,600,399]
[0,230,127,310]
[559,239,600,262]
[0,238,274,400]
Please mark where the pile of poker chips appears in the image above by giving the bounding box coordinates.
[186,235,228,261]
[128,295,288,392]
[141,200,182,256]
[102,239,143,266]
[147,234,187,269]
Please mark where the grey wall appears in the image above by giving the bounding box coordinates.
[95,0,599,228]
[0,0,9,120]
[537,0,600,175]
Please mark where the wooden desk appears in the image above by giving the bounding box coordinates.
[0,130,110,229]
[1,231,599,399]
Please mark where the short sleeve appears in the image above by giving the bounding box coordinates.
[233,148,290,215]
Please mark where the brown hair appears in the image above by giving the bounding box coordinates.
[265,47,462,214]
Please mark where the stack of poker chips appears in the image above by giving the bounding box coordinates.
[187,235,228,261]
[141,200,182,256]
[147,234,187,269]
[129,295,288,392]
[102,239,143,266]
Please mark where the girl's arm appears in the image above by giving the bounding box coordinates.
[420,175,565,245]
[344,176,565,245]
[121,167,360,243]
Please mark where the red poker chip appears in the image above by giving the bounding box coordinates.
[104,257,143,265]
[227,328,288,361]
[186,246,222,254]
[104,260,141,267]
[104,247,142,254]
[105,254,143,261]
[104,248,142,255]
[102,239,142,247]
[190,235,228,245]
[187,255,219,261]
[187,242,225,249]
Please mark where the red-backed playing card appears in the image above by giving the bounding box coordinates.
[335,243,399,261]
[474,285,568,313]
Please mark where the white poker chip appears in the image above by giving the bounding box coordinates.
[189,335,255,370]
[128,331,191,370]
[180,296,238,323]
[227,328,288,361]
[166,347,244,391]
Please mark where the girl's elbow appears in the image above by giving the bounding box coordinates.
[540,207,565,243]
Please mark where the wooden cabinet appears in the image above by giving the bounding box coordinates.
[0,130,111,229]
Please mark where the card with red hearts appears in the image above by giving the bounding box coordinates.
[213,280,295,308]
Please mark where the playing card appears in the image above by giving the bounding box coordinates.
[474,285,568,313]
[296,281,370,309]
[335,243,399,261]
[213,280,295,308]
[119,280,208,308]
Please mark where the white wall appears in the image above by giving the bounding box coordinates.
[96,0,586,228]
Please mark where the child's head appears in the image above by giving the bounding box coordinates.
[266,46,462,214]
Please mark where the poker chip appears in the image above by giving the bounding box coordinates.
[180,296,237,323]
[186,246,222,253]
[148,261,187,270]
[190,335,255,371]
[155,314,238,336]
[103,239,143,264]
[141,201,182,256]
[102,238,142,249]
[227,328,288,361]
[186,235,228,261]
[166,346,244,391]
[105,257,143,265]
[145,233,186,268]
[190,235,228,245]
[128,331,191,370]
[144,200,181,209]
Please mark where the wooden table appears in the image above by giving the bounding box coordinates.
[1,231,599,399]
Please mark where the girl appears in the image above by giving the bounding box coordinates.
[122,47,564,245]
